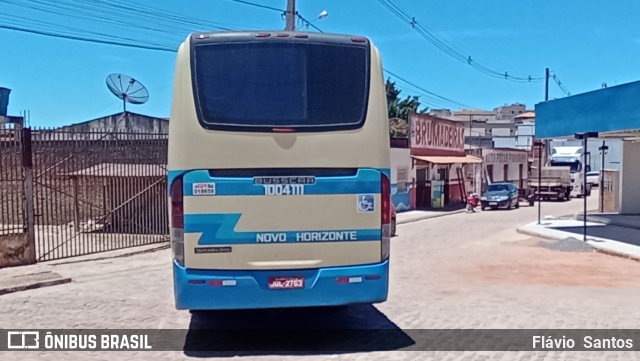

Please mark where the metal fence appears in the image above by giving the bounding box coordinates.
[0,128,24,236]
[0,126,169,264]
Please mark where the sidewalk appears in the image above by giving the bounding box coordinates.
[396,205,466,225]
[517,218,640,261]
[0,243,168,296]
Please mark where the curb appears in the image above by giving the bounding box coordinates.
[576,215,640,230]
[515,225,566,242]
[397,209,466,225]
[589,247,640,263]
[0,277,72,296]
[516,225,640,263]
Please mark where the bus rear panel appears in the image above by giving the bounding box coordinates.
[168,31,390,310]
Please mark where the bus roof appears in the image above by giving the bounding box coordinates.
[189,31,372,46]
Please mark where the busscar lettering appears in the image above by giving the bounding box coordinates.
[254,177,315,185]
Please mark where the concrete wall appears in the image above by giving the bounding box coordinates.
[492,128,512,137]
[517,124,535,136]
[620,141,640,214]
[54,112,169,140]
[493,137,516,149]
[0,233,34,268]
[390,148,412,212]
[602,169,620,212]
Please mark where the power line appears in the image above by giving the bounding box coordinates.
[0,23,177,52]
[297,14,323,33]
[384,69,474,109]
[0,0,472,109]
[226,0,322,32]
[226,0,284,13]
[0,0,235,48]
[376,0,544,83]
[551,72,571,96]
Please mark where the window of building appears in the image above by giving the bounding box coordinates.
[486,165,494,183]
[519,164,524,189]
[397,167,408,192]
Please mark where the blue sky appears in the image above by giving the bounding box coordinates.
[2,0,640,127]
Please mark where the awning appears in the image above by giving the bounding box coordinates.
[411,155,483,164]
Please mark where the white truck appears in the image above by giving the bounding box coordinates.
[547,146,591,198]
[527,146,591,204]
[527,166,572,203]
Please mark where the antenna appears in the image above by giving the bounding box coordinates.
[105,73,149,113]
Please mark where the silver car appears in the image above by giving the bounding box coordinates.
[586,171,600,187]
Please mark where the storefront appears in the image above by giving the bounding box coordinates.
[481,148,529,191]
[409,113,483,209]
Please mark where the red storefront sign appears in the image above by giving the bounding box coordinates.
[410,113,465,155]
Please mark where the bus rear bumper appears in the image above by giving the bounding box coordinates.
[173,260,389,310]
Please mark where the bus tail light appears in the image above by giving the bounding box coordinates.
[170,177,185,266]
[336,277,363,284]
[381,173,391,260]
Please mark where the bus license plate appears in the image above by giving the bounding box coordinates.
[268,277,304,290]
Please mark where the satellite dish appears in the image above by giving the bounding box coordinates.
[106,73,149,113]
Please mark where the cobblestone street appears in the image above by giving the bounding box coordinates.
[1,195,639,360]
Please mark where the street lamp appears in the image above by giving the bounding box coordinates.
[598,141,609,213]
[316,10,328,21]
[575,131,599,241]
[308,10,328,24]
[301,10,328,31]
[533,139,544,225]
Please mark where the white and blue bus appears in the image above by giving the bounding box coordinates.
[168,31,391,310]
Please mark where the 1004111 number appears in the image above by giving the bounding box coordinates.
[263,184,304,196]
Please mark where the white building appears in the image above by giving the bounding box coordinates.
[430,103,531,149]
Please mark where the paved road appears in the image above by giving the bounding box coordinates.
[2,194,640,360]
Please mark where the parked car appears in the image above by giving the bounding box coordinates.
[586,171,600,187]
[481,182,520,210]
[391,203,397,237]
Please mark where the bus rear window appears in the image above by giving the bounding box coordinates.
[192,41,369,132]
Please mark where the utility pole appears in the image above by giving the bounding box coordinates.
[599,141,609,213]
[536,68,550,225]
[285,0,296,31]
[582,137,588,241]
[468,114,476,193]
[545,68,550,102]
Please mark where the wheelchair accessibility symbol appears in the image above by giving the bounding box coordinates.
[357,194,375,213]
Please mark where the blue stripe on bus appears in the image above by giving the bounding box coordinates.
[167,168,391,195]
[182,168,382,196]
[184,214,381,245]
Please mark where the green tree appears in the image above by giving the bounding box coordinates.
[386,78,428,137]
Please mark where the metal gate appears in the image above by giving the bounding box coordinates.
[1,126,169,264]
[0,128,35,267]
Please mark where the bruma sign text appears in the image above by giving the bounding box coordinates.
[410,114,464,152]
